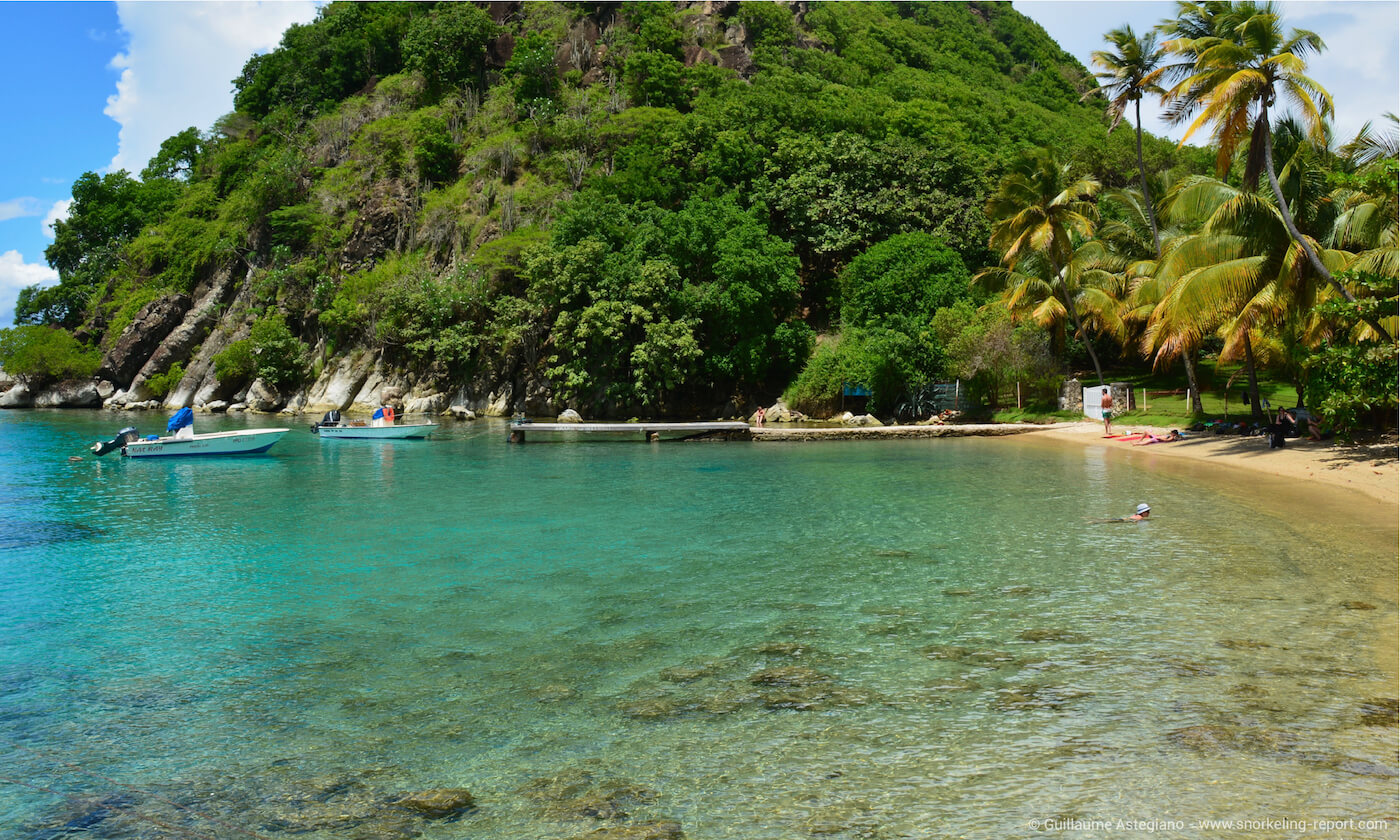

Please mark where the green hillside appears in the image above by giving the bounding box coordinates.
[18,1,1210,417]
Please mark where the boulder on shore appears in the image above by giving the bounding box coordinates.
[840,412,883,427]
[558,408,583,423]
[0,383,33,408]
[764,402,807,423]
[446,405,476,421]
[246,379,283,412]
[405,392,448,415]
[34,380,102,408]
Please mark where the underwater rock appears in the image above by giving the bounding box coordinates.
[1018,628,1088,643]
[520,769,658,822]
[1328,758,1398,777]
[1168,725,1236,753]
[578,820,685,839]
[1216,639,1272,650]
[658,666,706,683]
[1165,658,1220,677]
[941,588,976,597]
[534,684,579,703]
[620,695,687,720]
[762,684,875,711]
[922,644,972,661]
[1164,724,1295,756]
[861,621,917,637]
[29,793,135,840]
[392,788,475,818]
[752,641,818,658]
[993,684,1092,711]
[749,666,832,688]
[1358,698,1399,727]
[1340,601,1377,610]
[802,799,876,836]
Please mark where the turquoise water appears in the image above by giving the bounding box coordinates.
[1,411,1395,839]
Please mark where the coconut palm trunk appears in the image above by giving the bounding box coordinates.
[1134,99,1162,253]
[1183,352,1204,413]
[1063,285,1106,386]
[1241,332,1264,419]
[1259,108,1394,343]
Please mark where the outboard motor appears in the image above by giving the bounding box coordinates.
[310,409,342,433]
[92,427,141,457]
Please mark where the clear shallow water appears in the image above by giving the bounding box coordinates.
[1,411,1395,839]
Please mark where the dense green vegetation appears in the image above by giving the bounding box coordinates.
[11,1,1393,432]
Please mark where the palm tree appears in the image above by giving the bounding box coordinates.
[1086,25,1168,251]
[1161,0,1393,342]
[976,240,1127,390]
[1144,175,1349,416]
[1101,184,1207,413]
[979,148,1108,384]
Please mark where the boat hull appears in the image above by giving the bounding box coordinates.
[316,423,436,440]
[123,429,290,458]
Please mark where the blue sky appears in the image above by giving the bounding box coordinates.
[0,1,1395,326]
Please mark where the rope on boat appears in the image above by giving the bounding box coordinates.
[3,741,277,840]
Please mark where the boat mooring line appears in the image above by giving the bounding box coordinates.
[4,741,277,840]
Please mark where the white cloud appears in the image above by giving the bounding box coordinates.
[104,0,320,176]
[0,250,59,325]
[0,198,44,222]
[42,199,72,240]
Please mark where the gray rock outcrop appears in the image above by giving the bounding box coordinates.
[97,294,192,385]
[840,412,883,427]
[0,383,33,408]
[405,392,448,415]
[33,380,102,408]
[302,351,374,414]
[246,379,283,412]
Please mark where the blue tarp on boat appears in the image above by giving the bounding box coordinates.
[166,407,194,433]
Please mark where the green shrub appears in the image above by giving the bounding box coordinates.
[248,313,309,389]
[783,323,942,416]
[838,233,975,327]
[0,326,101,386]
[145,362,185,399]
[213,339,256,386]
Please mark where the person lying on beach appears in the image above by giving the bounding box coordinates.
[1091,503,1151,523]
[1132,430,1182,446]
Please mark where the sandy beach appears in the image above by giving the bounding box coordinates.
[1031,421,1399,508]
[753,418,1398,509]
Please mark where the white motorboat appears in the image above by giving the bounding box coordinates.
[310,409,435,439]
[122,428,289,457]
[91,408,288,458]
[314,422,436,439]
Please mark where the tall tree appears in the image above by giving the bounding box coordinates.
[1086,25,1167,251]
[1162,0,1393,342]
[980,148,1108,384]
[1144,175,1346,416]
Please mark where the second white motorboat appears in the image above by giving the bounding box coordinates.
[311,409,436,439]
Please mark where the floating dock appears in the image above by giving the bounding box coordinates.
[508,421,751,443]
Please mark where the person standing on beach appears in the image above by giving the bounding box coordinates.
[1100,387,1113,435]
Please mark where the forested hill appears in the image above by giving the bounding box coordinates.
[19,1,1205,418]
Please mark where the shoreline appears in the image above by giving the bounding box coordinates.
[753,420,1399,509]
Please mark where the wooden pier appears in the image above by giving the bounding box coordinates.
[507,421,751,443]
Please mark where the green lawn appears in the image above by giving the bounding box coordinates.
[991,360,1300,427]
